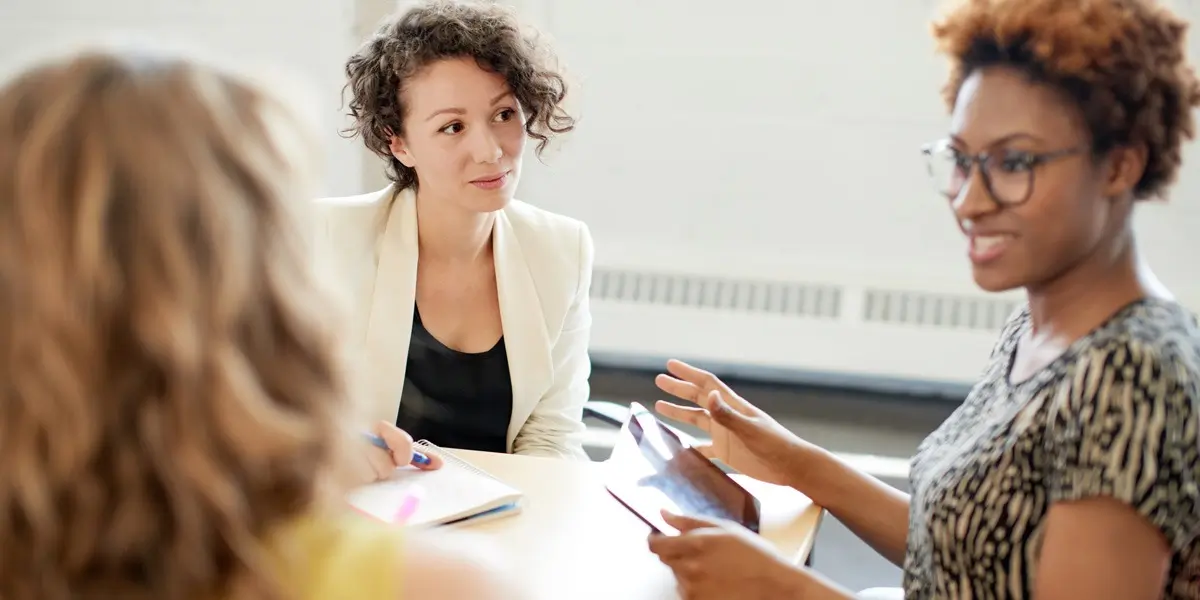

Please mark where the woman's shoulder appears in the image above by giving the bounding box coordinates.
[314,187,393,231]
[1079,298,1200,377]
[503,199,589,245]
[502,199,593,282]
[1053,298,1200,414]
[1040,300,1200,557]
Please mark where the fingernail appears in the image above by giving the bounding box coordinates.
[410,452,432,466]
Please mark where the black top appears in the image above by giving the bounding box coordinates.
[395,307,514,453]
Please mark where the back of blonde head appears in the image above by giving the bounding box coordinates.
[0,48,353,600]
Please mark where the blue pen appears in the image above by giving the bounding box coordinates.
[362,432,433,466]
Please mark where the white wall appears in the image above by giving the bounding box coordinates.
[509,0,1200,389]
[516,0,1200,300]
[4,0,1196,389]
[356,0,404,193]
[0,0,364,197]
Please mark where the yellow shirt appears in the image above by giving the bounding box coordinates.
[271,513,402,600]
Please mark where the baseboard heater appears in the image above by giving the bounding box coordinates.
[585,266,1022,400]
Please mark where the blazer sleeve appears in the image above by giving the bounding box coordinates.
[308,199,379,309]
[308,200,339,264]
[511,222,594,459]
[308,202,347,303]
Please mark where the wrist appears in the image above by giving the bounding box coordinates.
[784,443,843,508]
[766,562,811,599]
[780,440,827,491]
[788,564,856,600]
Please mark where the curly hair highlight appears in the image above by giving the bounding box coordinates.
[343,0,575,190]
[0,48,356,600]
[932,0,1200,199]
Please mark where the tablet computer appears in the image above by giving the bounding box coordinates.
[605,402,761,535]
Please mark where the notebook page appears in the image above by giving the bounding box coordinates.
[347,460,522,527]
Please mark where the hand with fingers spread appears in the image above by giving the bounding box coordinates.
[647,511,813,600]
[654,359,813,488]
[359,421,444,484]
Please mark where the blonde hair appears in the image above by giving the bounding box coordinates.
[0,48,355,600]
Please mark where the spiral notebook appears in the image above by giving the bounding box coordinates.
[346,440,523,527]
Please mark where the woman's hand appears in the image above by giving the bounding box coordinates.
[648,511,810,600]
[361,421,443,483]
[654,359,810,488]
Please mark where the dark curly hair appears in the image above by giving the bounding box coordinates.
[932,0,1200,200]
[342,0,575,190]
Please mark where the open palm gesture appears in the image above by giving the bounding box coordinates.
[654,359,809,488]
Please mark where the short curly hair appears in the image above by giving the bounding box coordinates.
[343,0,575,190]
[932,0,1200,200]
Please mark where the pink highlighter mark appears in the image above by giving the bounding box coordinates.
[392,485,425,525]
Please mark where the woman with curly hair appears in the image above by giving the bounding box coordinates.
[0,46,521,600]
[317,0,593,470]
[641,1,1200,599]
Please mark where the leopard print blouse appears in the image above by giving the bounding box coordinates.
[905,298,1200,599]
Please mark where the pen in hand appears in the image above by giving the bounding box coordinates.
[362,432,433,466]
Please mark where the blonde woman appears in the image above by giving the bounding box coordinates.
[0,47,521,600]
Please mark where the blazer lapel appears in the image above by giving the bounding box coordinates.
[363,188,419,425]
[492,210,554,451]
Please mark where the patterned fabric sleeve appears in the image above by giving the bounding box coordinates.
[1047,340,1200,551]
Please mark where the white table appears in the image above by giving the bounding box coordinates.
[443,449,824,600]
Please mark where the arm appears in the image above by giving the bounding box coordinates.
[1033,345,1195,600]
[1035,498,1170,600]
[800,311,1035,568]
[654,360,912,567]
[307,199,358,317]
[648,512,861,599]
[800,445,912,568]
[511,223,593,459]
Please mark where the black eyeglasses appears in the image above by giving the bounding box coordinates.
[920,139,1087,205]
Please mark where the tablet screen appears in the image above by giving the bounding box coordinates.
[605,403,760,535]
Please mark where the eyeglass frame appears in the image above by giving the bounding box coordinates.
[920,139,1089,206]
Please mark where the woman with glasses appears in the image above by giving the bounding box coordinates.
[643,1,1200,599]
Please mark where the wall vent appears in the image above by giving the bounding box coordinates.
[862,289,1017,331]
[587,272,1031,386]
[591,267,842,319]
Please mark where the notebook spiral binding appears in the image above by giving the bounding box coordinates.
[414,439,505,482]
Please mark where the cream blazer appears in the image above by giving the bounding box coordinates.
[312,186,592,458]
